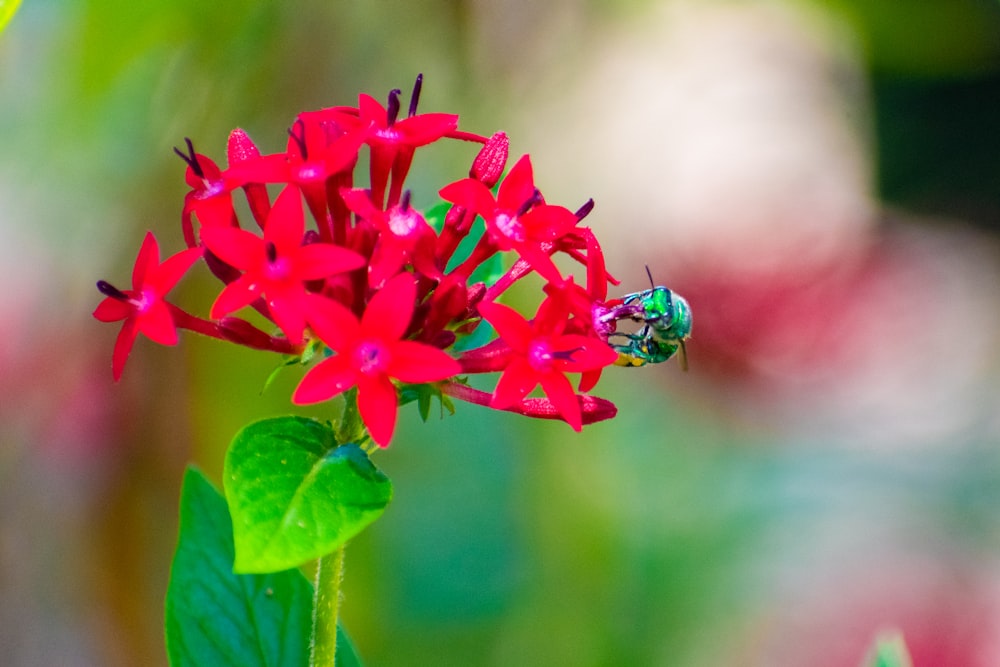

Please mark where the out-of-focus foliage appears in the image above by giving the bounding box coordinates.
[0,0,19,33]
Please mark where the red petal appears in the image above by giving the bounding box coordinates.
[357,374,398,447]
[138,300,179,346]
[578,368,603,393]
[265,186,305,252]
[395,113,459,146]
[150,247,202,295]
[295,243,366,279]
[358,94,387,126]
[477,301,533,350]
[438,178,497,219]
[539,371,582,431]
[306,293,360,351]
[132,232,160,289]
[361,273,415,341]
[388,341,461,383]
[224,153,292,186]
[111,319,138,382]
[522,205,576,241]
[210,275,259,319]
[496,155,535,211]
[93,298,130,322]
[366,238,408,289]
[513,243,563,284]
[340,188,382,222]
[200,227,263,270]
[322,126,368,175]
[267,290,308,345]
[491,357,539,409]
[584,229,608,301]
[192,194,235,229]
[293,355,357,404]
[552,334,619,371]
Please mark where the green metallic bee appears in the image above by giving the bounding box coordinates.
[611,330,681,368]
[605,269,692,370]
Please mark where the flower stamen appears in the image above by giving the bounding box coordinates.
[96,280,129,302]
[173,137,205,179]
[287,120,308,160]
[408,73,423,118]
[517,189,543,217]
[386,88,402,127]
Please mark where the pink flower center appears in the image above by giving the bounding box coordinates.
[354,340,390,375]
[264,256,293,282]
[373,127,402,143]
[196,179,226,200]
[388,209,419,236]
[296,162,325,183]
[527,339,554,372]
[493,212,526,243]
[132,288,156,314]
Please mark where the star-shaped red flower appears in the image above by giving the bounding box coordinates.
[323,77,458,208]
[341,188,440,287]
[477,296,618,430]
[223,115,368,228]
[174,139,237,248]
[93,232,202,380]
[438,154,577,284]
[200,186,366,344]
[293,273,462,446]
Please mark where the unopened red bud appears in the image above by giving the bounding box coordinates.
[520,395,618,425]
[227,128,261,166]
[227,128,271,227]
[470,131,509,187]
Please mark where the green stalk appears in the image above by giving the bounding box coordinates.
[310,545,345,666]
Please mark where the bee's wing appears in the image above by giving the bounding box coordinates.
[677,339,689,372]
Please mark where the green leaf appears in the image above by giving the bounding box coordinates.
[225,416,392,573]
[424,201,452,233]
[165,467,313,667]
[397,383,457,422]
[0,0,21,34]
[862,631,913,667]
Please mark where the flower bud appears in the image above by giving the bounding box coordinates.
[470,131,509,187]
[227,128,261,165]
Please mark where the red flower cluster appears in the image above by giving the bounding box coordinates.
[94,75,624,446]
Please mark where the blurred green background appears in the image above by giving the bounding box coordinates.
[4,1,1000,665]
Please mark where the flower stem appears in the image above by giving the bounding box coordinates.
[310,545,346,667]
